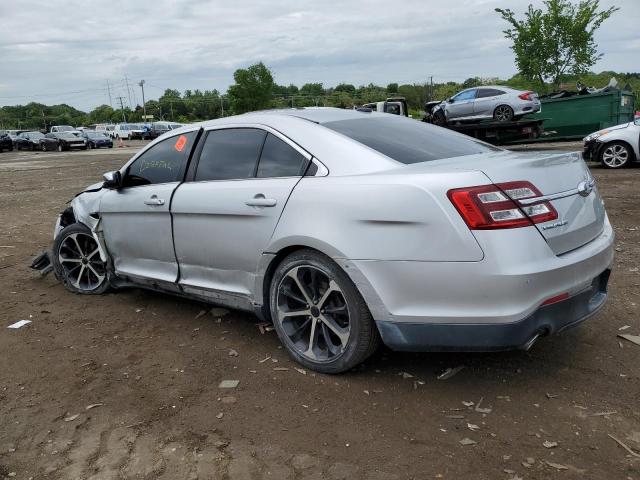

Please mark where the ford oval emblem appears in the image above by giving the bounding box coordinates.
[577,180,594,197]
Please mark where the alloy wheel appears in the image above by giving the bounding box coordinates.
[276,265,351,362]
[494,105,513,122]
[57,233,106,291]
[602,144,629,168]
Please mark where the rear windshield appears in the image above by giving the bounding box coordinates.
[323,116,500,164]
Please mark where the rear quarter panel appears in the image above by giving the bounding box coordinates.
[269,170,490,262]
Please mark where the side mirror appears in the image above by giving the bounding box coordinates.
[448,97,454,103]
[103,170,122,189]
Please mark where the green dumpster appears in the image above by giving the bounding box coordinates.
[529,89,636,140]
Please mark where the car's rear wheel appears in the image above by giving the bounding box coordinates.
[57,143,64,152]
[41,143,47,152]
[600,141,632,169]
[269,249,380,373]
[52,223,109,295]
[493,105,514,122]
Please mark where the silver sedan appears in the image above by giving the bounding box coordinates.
[49,108,613,373]
[432,85,541,124]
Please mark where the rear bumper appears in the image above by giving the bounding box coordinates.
[345,216,614,351]
[376,269,610,351]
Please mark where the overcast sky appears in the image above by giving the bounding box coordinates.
[0,0,637,111]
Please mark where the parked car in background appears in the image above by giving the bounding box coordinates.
[129,124,145,140]
[431,86,541,125]
[0,133,13,152]
[7,133,21,148]
[46,132,87,151]
[583,118,640,169]
[15,131,53,151]
[50,125,83,137]
[82,131,113,149]
[95,124,115,138]
[142,121,184,140]
[45,108,612,373]
[113,123,144,140]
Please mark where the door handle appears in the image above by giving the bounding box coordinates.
[245,194,277,207]
[144,195,165,206]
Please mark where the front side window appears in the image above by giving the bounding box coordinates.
[453,89,476,102]
[257,133,307,178]
[195,128,266,181]
[124,131,197,187]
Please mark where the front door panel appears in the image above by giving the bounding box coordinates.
[100,183,180,282]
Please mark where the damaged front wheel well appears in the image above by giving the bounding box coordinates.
[60,206,76,228]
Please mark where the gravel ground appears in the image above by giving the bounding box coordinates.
[0,143,638,480]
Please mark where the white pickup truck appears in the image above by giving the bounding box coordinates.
[359,97,409,116]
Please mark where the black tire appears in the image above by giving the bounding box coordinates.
[599,141,634,169]
[30,144,35,151]
[432,109,446,126]
[41,143,47,152]
[52,223,110,295]
[493,105,514,122]
[269,249,380,374]
[57,143,64,152]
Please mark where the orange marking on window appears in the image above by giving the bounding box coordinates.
[174,135,187,152]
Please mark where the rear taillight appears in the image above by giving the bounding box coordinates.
[447,181,558,230]
[518,91,533,100]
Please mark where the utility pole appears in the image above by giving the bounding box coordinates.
[116,96,127,122]
[124,75,133,108]
[220,96,224,117]
[170,101,174,121]
[106,80,113,108]
[138,80,147,121]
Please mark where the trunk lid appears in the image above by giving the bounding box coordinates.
[474,151,605,255]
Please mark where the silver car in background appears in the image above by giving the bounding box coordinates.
[432,86,541,125]
[49,108,613,373]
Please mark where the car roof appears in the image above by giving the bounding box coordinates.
[142,108,402,176]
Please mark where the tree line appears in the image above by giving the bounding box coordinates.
[1,67,637,131]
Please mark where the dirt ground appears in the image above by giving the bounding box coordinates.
[0,142,638,480]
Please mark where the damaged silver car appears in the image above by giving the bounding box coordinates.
[40,108,614,373]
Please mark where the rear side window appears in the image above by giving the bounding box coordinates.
[257,133,308,178]
[195,128,266,181]
[477,88,505,98]
[124,131,197,186]
[323,116,500,164]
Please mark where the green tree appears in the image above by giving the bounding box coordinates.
[334,83,356,94]
[386,83,399,94]
[300,83,324,96]
[496,0,618,88]
[227,62,275,114]
[88,104,116,124]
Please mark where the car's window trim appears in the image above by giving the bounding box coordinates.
[185,124,321,184]
[119,128,202,189]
